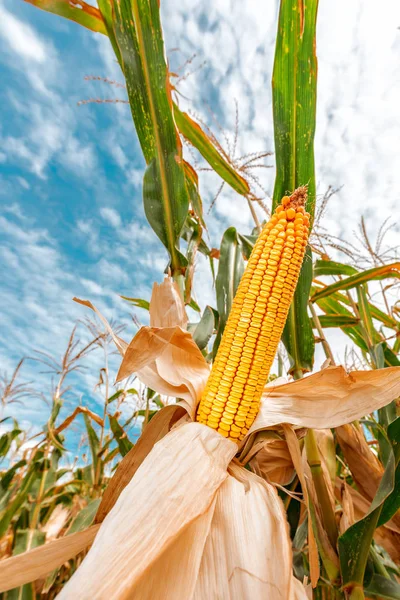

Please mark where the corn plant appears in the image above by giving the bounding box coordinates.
[1,0,399,598]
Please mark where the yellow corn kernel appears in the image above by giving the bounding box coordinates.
[196,186,310,442]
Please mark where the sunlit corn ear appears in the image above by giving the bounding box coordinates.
[197,187,310,441]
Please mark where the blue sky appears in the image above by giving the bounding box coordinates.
[0,0,399,449]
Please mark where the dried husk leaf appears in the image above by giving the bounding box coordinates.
[131,499,217,599]
[335,480,400,564]
[0,525,100,593]
[53,406,103,435]
[149,277,188,328]
[335,423,384,502]
[95,404,186,522]
[282,425,320,587]
[193,462,307,599]
[339,481,355,535]
[254,438,295,485]
[58,423,237,599]
[250,366,400,433]
[302,457,340,578]
[115,326,209,407]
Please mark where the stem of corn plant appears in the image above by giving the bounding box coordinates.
[30,441,50,529]
[95,344,109,489]
[305,429,338,549]
[309,301,336,365]
[246,197,262,234]
[346,585,364,600]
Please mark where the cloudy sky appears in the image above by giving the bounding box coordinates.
[0,0,399,445]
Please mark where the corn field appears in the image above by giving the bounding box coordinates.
[1,0,400,598]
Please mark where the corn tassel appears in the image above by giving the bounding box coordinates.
[196,187,311,441]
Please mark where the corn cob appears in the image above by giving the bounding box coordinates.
[196,186,310,442]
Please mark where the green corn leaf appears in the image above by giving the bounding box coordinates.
[109,414,134,457]
[143,157,188,272]
[183,160,205,228]
[0,460,27,493]
[67,499,101,535]
[324,289,399,330]
[181,216,211,258]
[191,306,215,351]
[237,233,257,260]
[173,105,250,196]
[282,247,314,375]
[106,0,190,274]
[356,285,377,351]
[213,228,244,357]
[0,462,41,537]
[312,263,400,302]
[369,303,399,330]
[272,0,319,376]
[23,0,107,34]
[315,292,399,365]
[0,427,22,458]
[272,0,318,216]
[313,260,358,278]
[97,0,122,64]
[339,418,400,595]
[120,296,150,311]
[184,221,202,305]
[364,574,400,599]
[83,414,100,478]
[107,388,139,404]
[314,314,360,328]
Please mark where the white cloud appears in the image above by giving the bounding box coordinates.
[0,3,47,63]
[100,207,122,228]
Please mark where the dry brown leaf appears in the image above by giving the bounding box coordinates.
[303,457,340,576]
[0,525,100,593]
[254,438,295,485]
[73,298,127,356]
[282,425,320,588]
[335,423,383,502]
[53,406,103,435]
[95,404,186,522]
[339,481,355,535]
[251,366,400,433]
[115,326,209,408]
[149,278,188,328]
[193,462,306,599]
[335,479,400,564]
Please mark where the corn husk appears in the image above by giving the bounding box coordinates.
[254,438,295,485]
[115,325,209,406]
[335,423,383,502]
[56,423,307,599]
[252,366,400,432]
